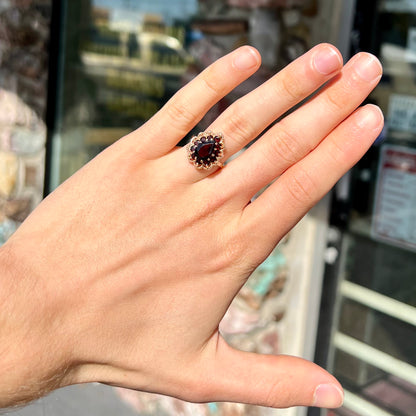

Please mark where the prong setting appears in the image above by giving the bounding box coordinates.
[187,131,224,170]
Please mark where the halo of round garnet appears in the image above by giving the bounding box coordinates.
[187,131,224,170]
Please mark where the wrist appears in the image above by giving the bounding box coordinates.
[0,240,75,408]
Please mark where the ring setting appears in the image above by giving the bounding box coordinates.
[187,131,224,170]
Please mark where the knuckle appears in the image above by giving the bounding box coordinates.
[223,105,253,147]
[267,128,302,165]
[276,74,302,102]
[201,67,225,96]
[265,379,287,408]
[324,69,366,114]
[327,136,349,165]
[324,86,347,113]
[165,95,197,134]
[285,167,317,205]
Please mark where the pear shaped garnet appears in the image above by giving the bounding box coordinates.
[197,142,214,159]
[187,131,224,170]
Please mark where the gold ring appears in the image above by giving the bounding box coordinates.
[186,131,224,170]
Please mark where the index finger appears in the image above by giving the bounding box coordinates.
[128,46,261,158]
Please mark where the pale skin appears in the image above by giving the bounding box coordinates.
[0,43,383,410]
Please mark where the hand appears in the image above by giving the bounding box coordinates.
[0,43,383,409]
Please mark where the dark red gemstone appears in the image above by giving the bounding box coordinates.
[196,142,214,159]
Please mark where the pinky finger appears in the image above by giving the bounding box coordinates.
[243,104,384,253]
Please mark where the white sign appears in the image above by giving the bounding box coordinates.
[372,145,416,251]
[387,94,416,134]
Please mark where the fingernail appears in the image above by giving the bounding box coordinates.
[233,47,259,70]
[354,53,382,82]
[313,384,344,408]
[356,104,384,129]
[313,47,342,75]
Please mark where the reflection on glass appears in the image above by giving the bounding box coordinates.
[333,350,416,416]
[53,0,199,186]
[343,234,416,306]
[339,299,416,366]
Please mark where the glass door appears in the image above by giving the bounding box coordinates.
[314,1,416,415]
